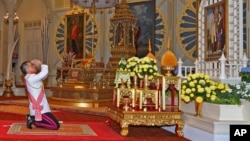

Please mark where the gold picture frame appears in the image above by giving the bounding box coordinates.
[65,13,85,59]
[204,0,228,61]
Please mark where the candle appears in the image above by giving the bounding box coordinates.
[117,89,120,107]
[139,91,142,110]
[155,91,158,110]
[132,89,135,107]
[156,78,160,89]
[162,77,166,110]
[144,75,148,89]
[133,75,137,88]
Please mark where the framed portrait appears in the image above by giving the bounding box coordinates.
[204,0,227,61]
[128,0,155,58]
[65,13,85,59]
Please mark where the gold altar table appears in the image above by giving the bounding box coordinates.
[49,85,113,108]
[105,105,184,136]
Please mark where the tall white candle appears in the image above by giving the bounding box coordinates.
[162,77,166,110]
[117,89,120,107]
[139,91,142,110]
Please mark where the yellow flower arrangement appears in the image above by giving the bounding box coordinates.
[211,82,241,105]
[124,56,159,80]
[126,56,140,76]
[181,73,241,105]
[181,73,217,103]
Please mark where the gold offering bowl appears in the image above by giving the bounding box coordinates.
[162,66,175,76]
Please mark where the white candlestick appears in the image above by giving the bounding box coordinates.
[139,91,142,110]
[132,89,135,107]
[155,91,158,110]
[117,89,120,107]
[162,77,166,110]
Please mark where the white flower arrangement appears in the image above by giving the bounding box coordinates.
[235,82,250,102]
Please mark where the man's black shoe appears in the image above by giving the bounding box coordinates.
[26,114,34,129]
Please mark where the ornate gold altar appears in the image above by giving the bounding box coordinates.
[49,58,113,108]
[49,85,113,108]
[105,75,184,136]
[105,105,184,136]
[105,13,184,135]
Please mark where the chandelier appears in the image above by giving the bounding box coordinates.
[4,12,19,24]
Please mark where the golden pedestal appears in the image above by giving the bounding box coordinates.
[49,85,114,108]
[105,105,184,136]
[2,79,15,97]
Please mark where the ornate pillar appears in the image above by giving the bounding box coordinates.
[2,0,18,97]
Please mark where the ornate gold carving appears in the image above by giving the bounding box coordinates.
[49,86,113,108]
[2,79,15,97]
[105,106,184,137]
[116,88,136,108]
[139,89,158,110]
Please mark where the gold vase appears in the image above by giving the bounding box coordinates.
[194,101,203,117]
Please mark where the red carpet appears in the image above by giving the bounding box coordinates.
[0,121,125,141]
[0,97,190,141]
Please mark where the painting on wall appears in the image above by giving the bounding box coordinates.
[204,0,226,61]
[129,0,155,58]
[65,13,85,59]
